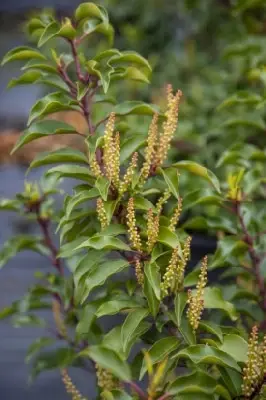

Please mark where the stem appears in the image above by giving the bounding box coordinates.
[157,394,171,400]
[234,201,266,312]
[127,381,147,400]
[69,39,86,83]
[37,215,63,276]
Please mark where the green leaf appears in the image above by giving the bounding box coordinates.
[73,250,106,285]
[174,345,241,372]
[210,237,248,270]
[174,292,188,327]
[76,304,97,339]
[219,334,248,363]
[173,161,221,193]
[199,321,223,343]
[95,176,110,201]
[45,165,94,184]
[101,389,132,400]
[144,272,160,317]
[114,101,160,117]
[139,337,179,379]
[11,120,77,154]
[178,317,196,345]
[38,21,60,47]
[159,167,179,199]
[65,188,99,219]
[144,262,161,300]
[1,46,46,65]
[0,199,20,211]
[217,91,262,110]
[120,133,146,164]
[157,226,182,252]
[25,337,54,363]
[77,259,129,303]
[29,148,88,171]
[22,59,57,74]
[96,299,143,318]
[168,370,217,396]
[219,367,243,397]
[74,234,130,252]
[82,345,131,382]
[0,236,49,269]
[30,347,75,381]
[121,308,148,354]
[203,287,238,321]
[214,384,232,400]
[28,92,78,125]
[134,196,157,212]
[7,70,43,88]
[75,2,108,23]
[111,66,150,84]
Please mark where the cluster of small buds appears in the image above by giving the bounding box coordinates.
[96,198,108,229]
[89,155,102,178]
[139,113,158,184]
[155,86,182,167]
[126,198,142,251]
[161,237,192,297]
[96,364,118,393]
[242,325,265,398]
[161,247,179,298]
[187,256,208,331]
[135,258,144,286]
[147,208,160,253]
[112,132,120,188]
[52,299,67,339]
[119,152,138,195]
[156,190,171,214]
[103,113,120,187]
[169,197,183,232]
[61,369,85,400]
[175,236,192,290]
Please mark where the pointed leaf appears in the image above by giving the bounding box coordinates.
[174,292,188,327]
[121,308,148,353]
[1,46,46,65]
[114,101,160,117]
[159,167,179,199]
[203,287,238,321]
[29,148,88,171]
[219,334,248,363]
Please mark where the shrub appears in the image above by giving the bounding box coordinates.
[0,3,265,400]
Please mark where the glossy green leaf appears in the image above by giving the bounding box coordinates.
[219,334,248,363]
[120,133,146,164]
[178,317,196,345]
[174,345,241,372]
[139,337,179,379]
[114,101,159,116]
[22,59,57,74]
[1,46,46,65]
[144,262,161,300]
[83,345,131,382]
[75,2,108,23]
[134,196,157,212]
[38,21,60,47]
[173,161,221,193]
[215,384,232,400]
[30,348,76,381]
[76,304,97,339]
[0,199,20,211]
[11,120,77,154]
[65,188,99,219]
[77,259,129,303]
[174,292,188,327]
[121,308,148,353]
[7,70,42,88]
[45,165,94,184]
[210,237,248,270]
[95,176,110,201]
[159,167,179,199]
[29,148,88,171]
[199,321,223,343]
[28,92,78,125]
[203,287,238,321]
[74,234,130,252]
[96,299,143,317]
[157,226,182,252]
[25,337,54,363]
[219,367,243,397]
[168,370,217,395]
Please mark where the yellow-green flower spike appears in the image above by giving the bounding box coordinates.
[52,299,67,339]
[96,198,108,229]
[155,86,182,168]
[242,325,265,399]
[119,152,138,195]
[126,197,142,251]
[156,190,171,214]
[135,258,144,286]
[61,369,84,400]
[112,131,120,189]
[89,155,102,178]
[96,364,118,393]
[169,197,183,232]
[161,247,179,298]
[103,112,115,182]
[187,255,208,331]
[139,113,158,185]
[175,236,192,291]
[147,208,160,253]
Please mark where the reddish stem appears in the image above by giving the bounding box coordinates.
[234,201,266,312]
[69,39,86,83]
[127,381,147,400]
[158,394,171,400]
